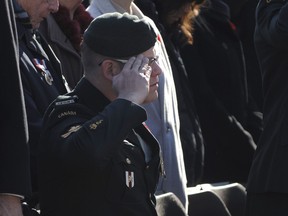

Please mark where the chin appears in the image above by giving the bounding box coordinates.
[143,92,158,104]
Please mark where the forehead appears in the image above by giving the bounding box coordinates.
[142,46,156,58]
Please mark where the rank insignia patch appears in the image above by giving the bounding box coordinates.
[61,125,82,138]
[89,119,103,130]
[125,171,135,189]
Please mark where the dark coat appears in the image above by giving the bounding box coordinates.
[233,0,263,111]
[39,78,162,216]
[17,20,67,192]
[0,0,31,198]
[246,0,288,193]
[180,0,261,183]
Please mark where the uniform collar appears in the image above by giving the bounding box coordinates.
[72,78,111,113]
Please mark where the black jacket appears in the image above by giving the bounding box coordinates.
[17,19,67,193]
[0,0,31,198]
[39,78,161,216]
[246,0,288,193]
[233,0,263,111]
[180,0,261,183]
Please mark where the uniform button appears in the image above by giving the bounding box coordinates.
[126,158,131,164]
[146,165,150,169]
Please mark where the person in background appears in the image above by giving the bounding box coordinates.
[134,0,205,187]
[180,0,262,184]
[86,0,189,211]
[222,0,264,136]
[38,12,162,216]
[230,0,263,111]
[12,0,67,209]
[245,0,288,215]
[0,0,31,215]
[39,0,93,90]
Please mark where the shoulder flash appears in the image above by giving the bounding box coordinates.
[54,95,79,106]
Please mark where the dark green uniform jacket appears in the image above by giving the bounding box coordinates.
[39,78,162,216]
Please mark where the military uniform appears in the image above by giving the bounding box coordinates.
[39,78,162,216]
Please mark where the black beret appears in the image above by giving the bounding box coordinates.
[83,12,157,58]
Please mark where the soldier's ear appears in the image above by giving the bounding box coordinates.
[100,60,116,81]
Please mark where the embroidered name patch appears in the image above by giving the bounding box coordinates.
[55,99,76,106]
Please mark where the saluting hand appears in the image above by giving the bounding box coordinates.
[113,54,152,104]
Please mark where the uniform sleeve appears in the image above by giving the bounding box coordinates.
[40,98,147,171]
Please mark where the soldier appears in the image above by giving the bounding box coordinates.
[38,12,163,216]
[87,1,189,210]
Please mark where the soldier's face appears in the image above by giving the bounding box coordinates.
[142,47,162,104]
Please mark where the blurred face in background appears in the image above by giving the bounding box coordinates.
[166,2,192,25]
[17,0,59,28]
